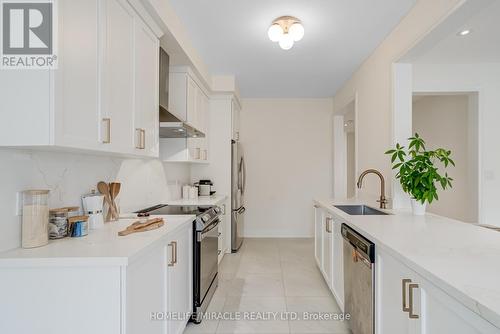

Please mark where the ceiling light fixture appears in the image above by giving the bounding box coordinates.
[268,16,304,50]
[458,29,471,36]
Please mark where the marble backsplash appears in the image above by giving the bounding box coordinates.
[0,148,190,252]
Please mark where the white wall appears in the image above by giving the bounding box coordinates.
[0,149,189,252]
[239,99,333,237]
[331,0,463,207]
[412,94,477,223]
[413,63,500,225]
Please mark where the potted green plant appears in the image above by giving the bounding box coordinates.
[385,133,454,215]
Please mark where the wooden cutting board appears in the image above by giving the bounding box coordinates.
[118,218,164,236]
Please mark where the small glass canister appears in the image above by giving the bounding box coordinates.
[48,206,80,239]
[22,190,50,248]
[69,215,89,238]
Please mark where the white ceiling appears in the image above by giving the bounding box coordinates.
[402,0,500,64]
[168,0,417,98]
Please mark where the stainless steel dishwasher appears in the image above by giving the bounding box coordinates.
[341,223,375,334]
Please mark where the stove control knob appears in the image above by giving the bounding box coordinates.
[202,214,211,222]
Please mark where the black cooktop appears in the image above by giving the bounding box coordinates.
[135,204,212,216]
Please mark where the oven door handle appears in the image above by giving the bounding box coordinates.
[197,219,219,242]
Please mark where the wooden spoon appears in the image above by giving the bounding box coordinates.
[109,182,121,220]
[97,181,117,222]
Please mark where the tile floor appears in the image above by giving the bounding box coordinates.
[183,238,350,334]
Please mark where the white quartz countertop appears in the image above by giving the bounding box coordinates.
[166,194,227,206]
[0,215,195,267]
[314,197,500,329]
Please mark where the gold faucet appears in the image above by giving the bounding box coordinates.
[357,169,388,209]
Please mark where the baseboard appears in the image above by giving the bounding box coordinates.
[242,235,314,238]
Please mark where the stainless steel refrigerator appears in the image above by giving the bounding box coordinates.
[231,140,246,252]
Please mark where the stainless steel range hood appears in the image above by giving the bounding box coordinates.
[159,106,205,138]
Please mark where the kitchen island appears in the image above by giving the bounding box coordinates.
[314,198,500,333]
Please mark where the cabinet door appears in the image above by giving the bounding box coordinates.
[102,0,135,153]
[412,274,500,334]
[322,214,333,286]
[314,206,323,268]
[377,249,413,334]
[186,77,198,128]
[167,224,193,334]
[168,72,188,121]
[202,92,209,134]
[127,246,167,334]
[331,219,344,308]
[55,0,102,150]
[133,17,159,157]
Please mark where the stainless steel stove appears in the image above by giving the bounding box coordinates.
[135,204,221,324]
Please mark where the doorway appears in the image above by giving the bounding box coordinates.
[412,93,479,223]
[333,97,357,199]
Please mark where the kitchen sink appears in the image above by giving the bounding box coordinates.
[334,205,388,216]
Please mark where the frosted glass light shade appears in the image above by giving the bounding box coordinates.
[289,23,305,41]
[279,33,294,50]
[268,24,283,42]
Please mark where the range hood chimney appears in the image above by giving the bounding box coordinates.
[158,47,205,138]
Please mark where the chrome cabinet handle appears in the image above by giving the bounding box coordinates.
[402,279,419,319]
[102,118,111,144]
[168,241,177,266]
[408,283,419,319]
[325,217,333,233]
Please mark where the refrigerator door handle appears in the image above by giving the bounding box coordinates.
[240,156,246,195]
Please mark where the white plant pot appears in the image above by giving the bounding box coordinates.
[411,199,427,216]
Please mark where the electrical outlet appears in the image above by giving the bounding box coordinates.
[15,192,23,216]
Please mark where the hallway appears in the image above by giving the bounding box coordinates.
[184,238,349,334]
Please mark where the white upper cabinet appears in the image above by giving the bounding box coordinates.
[0,0,161,158]
[102,0,136,153]
[162,66,210,163]
[54,0,102,150]
[133,15,160,157]
[168,66,210,132]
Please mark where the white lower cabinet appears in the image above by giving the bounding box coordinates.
[331,218,344,308]
[166,225,193,334]
[0,222,193,334]
[322,213,333,285]
[127,244,167,334]
[314,205,344,309]
[314,205,324,267]
[377,249,500,334]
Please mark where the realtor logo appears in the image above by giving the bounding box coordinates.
[1,0,57,69]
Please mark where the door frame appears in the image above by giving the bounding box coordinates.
[333,92,359,199]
